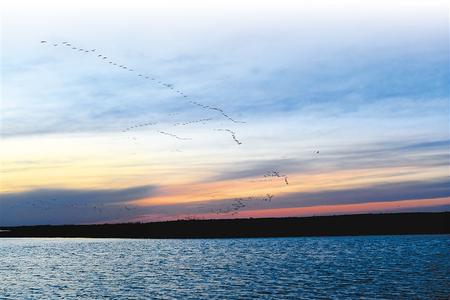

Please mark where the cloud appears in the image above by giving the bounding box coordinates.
[2,178,449,226]
[210,158,301,182]
[1,184,156,205]
[275,179,450,208]
[0,185,158,226]
[1,9,448,139]
[1,1,448,226]
[210,139,450,182]
[155,178,450,215]
[398,139,450,151]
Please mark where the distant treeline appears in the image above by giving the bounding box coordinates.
[0,212,449,239]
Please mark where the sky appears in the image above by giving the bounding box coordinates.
[1,0,449,226]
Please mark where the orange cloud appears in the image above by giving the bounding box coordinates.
[210,197,450,219]
[124,197,450,223]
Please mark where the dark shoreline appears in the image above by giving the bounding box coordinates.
[1,212,448,239]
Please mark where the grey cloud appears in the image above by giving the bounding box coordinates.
[210,158,302,182]
[1,185,156,206]
[2,179,448,226]
[0,185,158,226]
[211,139,450,182]
[138,178,450,217]
[275,179,450,208]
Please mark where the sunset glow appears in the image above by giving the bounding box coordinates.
[1,0,449,226]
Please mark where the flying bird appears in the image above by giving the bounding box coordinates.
[41,39,246,130]
[122,121,157,132]
[264,170,289,185]
[173,118,213,127]
[264,194,274,202]
[264,171,280,178]
[214,129,242,145]
[159,131,192,140]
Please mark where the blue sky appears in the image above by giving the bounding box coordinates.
[1,0,449,225]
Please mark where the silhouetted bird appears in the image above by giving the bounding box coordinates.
[159,131,192,140]
[265,194,274,201]
[43,39,245,128]
[214,129,242,145]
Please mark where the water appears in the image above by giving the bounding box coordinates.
[0,235,448,299]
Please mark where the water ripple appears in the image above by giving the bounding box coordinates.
[0,235,449,299]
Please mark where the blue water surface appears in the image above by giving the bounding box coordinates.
[1,235,449,299]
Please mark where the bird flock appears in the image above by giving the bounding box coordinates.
[209,193,276,216]
[40,40,245,144]
[37,40,322,220]
[213,128,242,145]
[264,170,289,185]
[4,197,137,215]
[209,168,291,216]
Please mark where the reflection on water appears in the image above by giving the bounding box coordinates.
[1,235,449,299]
